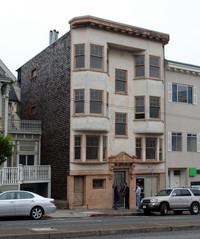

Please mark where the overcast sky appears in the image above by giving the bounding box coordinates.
[1,0,200,77]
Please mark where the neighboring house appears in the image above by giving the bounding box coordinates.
[17,16,169,209]
[165,60,200,189]
[0,60,51,197]
[0,59,15,135]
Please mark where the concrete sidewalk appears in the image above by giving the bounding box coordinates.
[48,208,140,218]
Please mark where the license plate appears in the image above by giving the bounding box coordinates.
[143,205,146,208]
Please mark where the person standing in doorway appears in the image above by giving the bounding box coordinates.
[135,183,142,212]
[114,186,119,210]
[123,182,130,209]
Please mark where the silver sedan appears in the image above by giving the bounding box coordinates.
[0,190,56,219]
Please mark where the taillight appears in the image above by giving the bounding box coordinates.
[50,200,55,204]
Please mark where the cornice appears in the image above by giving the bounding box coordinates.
[69,16,169,45]
[165,61,200,76]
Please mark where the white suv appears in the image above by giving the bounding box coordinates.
[139,188,200,215]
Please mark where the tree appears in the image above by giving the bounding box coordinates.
[0,134,14,166]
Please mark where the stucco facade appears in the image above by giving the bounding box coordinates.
[165,60,200,189]
[68,16,169,209]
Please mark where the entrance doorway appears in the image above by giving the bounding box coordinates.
[74,176,85,206]
[114,172,125,207]
[136,176,158,198]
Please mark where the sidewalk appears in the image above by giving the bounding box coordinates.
[48,208,140,218]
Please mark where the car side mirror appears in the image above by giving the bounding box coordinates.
[172,193,176,197]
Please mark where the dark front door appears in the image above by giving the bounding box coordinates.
[114,172,125,207]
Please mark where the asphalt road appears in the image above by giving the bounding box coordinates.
[0,213,199,230]
[74,230,200,239]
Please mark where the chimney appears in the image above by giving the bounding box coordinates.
[49,30,59,45]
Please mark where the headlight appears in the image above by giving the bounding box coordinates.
[150,199,158,203]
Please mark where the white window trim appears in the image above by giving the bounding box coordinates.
[168,132,172,151]
[193,86,197,105]
[197,134,200,152]
[168,83,172,102]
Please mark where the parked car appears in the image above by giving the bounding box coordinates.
[0,190,56,219]
[139,188,200,215]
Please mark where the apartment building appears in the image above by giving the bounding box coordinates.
[18,16,169,209]
[165,60,200,189]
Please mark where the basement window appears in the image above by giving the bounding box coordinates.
[93,179,105,189]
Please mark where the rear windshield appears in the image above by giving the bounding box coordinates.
[190,189,200,196]
[156,189,172,196]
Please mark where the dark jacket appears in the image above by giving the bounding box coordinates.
[114,189,119,202]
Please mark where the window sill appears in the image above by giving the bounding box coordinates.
[114,92,128,96]
[135,160,164,164]
[114,136,128,139]
[72,161,107,164]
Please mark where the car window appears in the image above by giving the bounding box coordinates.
[16,192,34,199]
[190,189,200,196]
[173,189,181,196]
[0,192,15,200]
[181,189,191,196]
[156,189,172,196]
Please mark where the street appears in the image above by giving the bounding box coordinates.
[0,213,199,230]
[74,230,200,239]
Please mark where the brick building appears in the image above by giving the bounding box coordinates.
[18,16,169,209]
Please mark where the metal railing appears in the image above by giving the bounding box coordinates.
[8,120,42,132]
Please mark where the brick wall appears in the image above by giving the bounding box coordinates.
[19,32,71,200]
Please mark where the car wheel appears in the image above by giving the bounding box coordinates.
[160,203,168,216]
[31,206,44,220]
[174,210,183,215]
[190,203,199,215]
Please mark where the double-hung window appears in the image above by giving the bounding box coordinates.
[135,96,145,119]
[187,134,197,152]
[149,56,160,79]
[115,69,127,93]
[150,96,160,119]
[136,138,142,160]
[74,136,82,160]
[171,132,182,151]
[86,136,99,160]
[75,44,85,69]
[103,136,107,161]
[74,89,84,114]
[90,45,104,70]
[135,55,144,78]
[90,90,103,115]
[115,113,127,136]
[146,138,157,160]
[31,66,37,80]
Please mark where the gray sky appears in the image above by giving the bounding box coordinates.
[1,0,200,76]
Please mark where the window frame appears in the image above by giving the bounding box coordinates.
[149,96,161,120]
[93,179,105,189]
[19,155,35,165]
[172,83,193,104]
[86,135,100,161]
[149,55,160,80]
[103,136,107,161]
[172,132,182,152]
[74,135,82,160]
[90,44,104,72]
[135,137,143,160]
[74,44,85,70]
[30,66,37,80]
[146,138,157,161]
[90,89,104,115]
[74,89,85,115]
[187,133,197,152]
[135,96,145,120]
[115,112,128,137]
[29,104,37,117]
[134,55,145,79]
[115,69,128,94]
